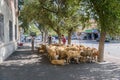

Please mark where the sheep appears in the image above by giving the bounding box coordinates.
[46,43,99,65]
[50,43,64,46]
[55,46,67,60]
[46,46,58,61]
[66,50,82,64]
[38,44,47,54]
[80,47,93,63]
[51,59,66,65]
[91,48,99,62]
[65,44,80,51]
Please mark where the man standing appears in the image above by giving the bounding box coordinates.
[48,35,52,45]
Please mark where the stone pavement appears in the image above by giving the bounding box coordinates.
[0,44,120,80]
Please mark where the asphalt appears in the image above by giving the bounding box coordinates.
[0,44,120,80]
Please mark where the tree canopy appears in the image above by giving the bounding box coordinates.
[19,0,120,62]
[19,0,82,43]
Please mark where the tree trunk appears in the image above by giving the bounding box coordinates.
[31,37,34,53]
[56,30,61,44]
[41,32,43,41]
[42,32,45,43]
[42,29,48,43]
[38,26,44,42]
[98,30,106,62]
[58,33,61,44]
[44,30,48,43]
[68,31,72,45]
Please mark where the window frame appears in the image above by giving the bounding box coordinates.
[15,25,17,40]
[9,20,13,41]
[0,14,4,43]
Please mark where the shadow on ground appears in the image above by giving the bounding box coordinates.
[0,46,120,80]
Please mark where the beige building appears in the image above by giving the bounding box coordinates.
[76,19,100,40]
[0,0,19,62]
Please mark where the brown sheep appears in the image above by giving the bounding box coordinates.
[91,48,99,62]
[51,59,66,65]
[66,50,81,64]
[38,44,47,54]
[47,46,57,61]
[80,47,93,63]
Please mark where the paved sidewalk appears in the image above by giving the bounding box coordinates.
[105,54,120,65]
[0,44,120,80]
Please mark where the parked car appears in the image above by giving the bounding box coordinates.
[34,38,42,43]
[71,36,77,40]
[52,37,57,43]
[66,35,77,40]
[96,38,110,42]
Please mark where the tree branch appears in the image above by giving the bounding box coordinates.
[41,6,58,14]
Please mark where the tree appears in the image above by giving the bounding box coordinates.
[60,0,81,44]
[77,0,120,62]
[63,16,80,44]
[20,0,81,44]
[19,12,29,33]
[89,0,120,62]
[19,0,120,62]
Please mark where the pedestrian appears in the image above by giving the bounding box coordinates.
[61,35,66,45]
[48,35,52,45]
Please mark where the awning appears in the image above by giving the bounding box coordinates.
[85,29,92,33]
[85,29,99,33]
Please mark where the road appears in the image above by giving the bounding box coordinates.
[71,40,120,60]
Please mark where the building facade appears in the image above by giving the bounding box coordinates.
[76,19,100,40]
[0,0,19,62]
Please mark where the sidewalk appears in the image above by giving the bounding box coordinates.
[105,54,120,65]
[0,44,120,80]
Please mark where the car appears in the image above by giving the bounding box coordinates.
[71,36,77,40]
[96,38,110,42]
[34,38,42,43]
[52,37,57,43]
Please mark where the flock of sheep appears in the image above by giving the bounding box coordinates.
[38,44,99,65]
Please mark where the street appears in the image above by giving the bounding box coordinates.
[71,40,120,60]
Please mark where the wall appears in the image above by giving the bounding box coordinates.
[0,0,18,63]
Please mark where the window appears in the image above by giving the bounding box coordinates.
[14,0,16,9]
[15,25,17,40]
[0,14,4,42]
[9,21,13,41]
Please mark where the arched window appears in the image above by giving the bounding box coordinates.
[0,14,4,43]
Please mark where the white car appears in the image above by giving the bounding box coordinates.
[35,38,42,43]
[52,37,56,43]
